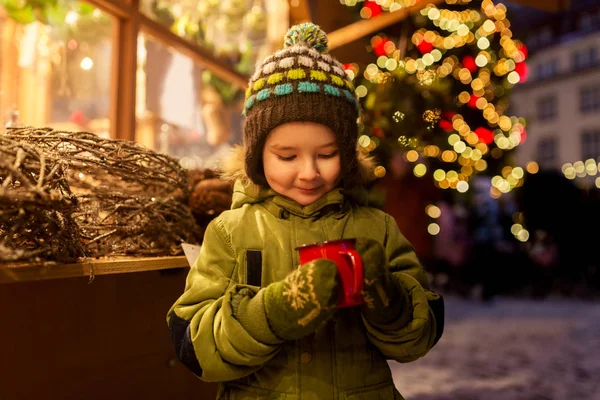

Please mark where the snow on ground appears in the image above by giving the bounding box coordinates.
[389,296,600,400]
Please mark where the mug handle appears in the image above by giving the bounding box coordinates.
[340,250,364,303]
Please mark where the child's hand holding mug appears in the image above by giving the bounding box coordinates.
[263,258,341,341]
[296,239,364,308]
[354,238,407,325]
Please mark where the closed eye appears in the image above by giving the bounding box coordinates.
[277,155,296,161]
[319,150,339,159]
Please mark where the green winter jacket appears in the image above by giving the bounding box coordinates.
[167,179,444,400]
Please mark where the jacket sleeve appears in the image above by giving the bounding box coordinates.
[361,214,445,363]
[166,217,283,382]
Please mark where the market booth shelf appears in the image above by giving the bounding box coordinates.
[0,256,188,284]
[0,258,220,399]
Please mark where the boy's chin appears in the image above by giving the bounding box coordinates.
[288,190,327,206]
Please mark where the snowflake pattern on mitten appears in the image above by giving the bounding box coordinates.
[281,263,324,327]
[282,267,312,309]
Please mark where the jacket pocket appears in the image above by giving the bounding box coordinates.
[343,381,404,400]
[221,382,288,400]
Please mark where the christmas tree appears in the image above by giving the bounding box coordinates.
[343,0,528,198]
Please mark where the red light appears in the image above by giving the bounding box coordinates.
[475,127,494,145]
[462,55,477,73]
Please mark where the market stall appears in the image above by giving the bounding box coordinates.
[0,127,228,398]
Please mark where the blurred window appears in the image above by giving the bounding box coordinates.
[572,47,598,71]
[536,59,558,81]
[580,85,600,113]
[0,2,113,137]
[537,95,557,121]
[581,130,600,161]
[135,34,243,169]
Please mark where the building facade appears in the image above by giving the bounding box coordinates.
[510,3,600,184]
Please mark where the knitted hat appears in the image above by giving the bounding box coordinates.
[243,22,360,188]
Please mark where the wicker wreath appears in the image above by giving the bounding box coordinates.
[0,137,84,263]
[3,127,201,258]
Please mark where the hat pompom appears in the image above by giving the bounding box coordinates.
[284,22,328,53]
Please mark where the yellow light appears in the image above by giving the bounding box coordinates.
[389,2,401,11]
[448,133,460,145]
[458,91,471,104]
[477,37,490,49]
[424,30,436,43]
[406,150,419,162]
[446,170,458,182]
[490,186,501,199]
[428,8,441,20]
[585,158,598,175]
[405,59,417,73]
[574,160,585,174]
[483,19,496,33]
[466,132,479,145]
[476,97,488,109]
[491,175,502,187]
[80,57,94,70]
[516,229,530,242]
[456,180,469,193]
[471,78,484,91]
[355,85,368,97]
[457,24,470,36]
[475,54,488,67]
[474,159,487,171]
[511,223,523,235]
[442,150,457,162]
[596,177,600,188]
[507,71,520,84]
[428,223,441,235]
[564,166,576,179]
[473,145,486,157]
[374,166,387,178]
[433,169,446,181]
[423,53,435,65]
[526,161,539,174]
[385,58,398,71]
[366,63,379,76]
[444,37,456,49]
[512,167,524,179]
[454,141,467,153]
[360,7,372,19]
[461,165,473,175]
[414,163,427,177]
[498,116,512,131]
[426,204,441,218]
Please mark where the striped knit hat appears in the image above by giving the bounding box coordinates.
[242,22,361,188]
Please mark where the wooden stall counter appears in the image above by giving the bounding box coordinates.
[0,257,218,400]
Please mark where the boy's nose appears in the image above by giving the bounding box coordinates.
[298,160,319,181]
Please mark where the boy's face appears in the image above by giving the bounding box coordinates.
[262,122,341,206]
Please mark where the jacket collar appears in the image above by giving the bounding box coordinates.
[230,180,368,219]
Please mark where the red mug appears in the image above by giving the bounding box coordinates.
[296,239,364,308]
